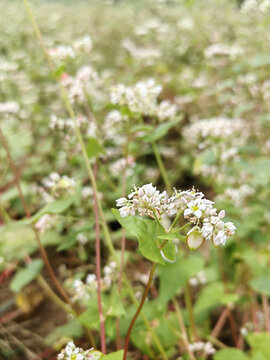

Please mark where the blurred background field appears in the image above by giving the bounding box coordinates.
[2,0,270,359]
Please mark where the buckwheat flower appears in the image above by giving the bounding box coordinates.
[57,341,99,360]
[186,227,205,250]
[213,229,227,247]
[0,101,19,114]
[184,198,213,221]
[201,221,214,240]
[224,222,237,236]
[241,0,258,12]
[73,35,93,53]
[156,100,177,121]
[76,233,88,245]
[86,274,96,286]
[48,45,75,61]
[35,214,56,234]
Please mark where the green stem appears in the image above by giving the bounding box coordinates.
[172,297,196,360]
[152,141,171,193]
[184,282,198,342]
[172,222,191,234]
[0,200,11,223]
[169,211,182,232]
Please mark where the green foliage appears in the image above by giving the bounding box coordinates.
[112,208,166,264]
[214,348,250,360]
[10,259,44,293]
[102,350,124,360]
[158,254,204,305]
[86,137,105,159]
[247,333,270,359]
[249,276,270,296]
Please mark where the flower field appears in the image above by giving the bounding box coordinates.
[1,1,270,359]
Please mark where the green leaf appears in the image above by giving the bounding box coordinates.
[102,350,124,360]
[112,209,165,264]
[129,124,153,134]
[249,276,270,296]
[27,197,75,224]
[86,137,105,159]
[57,236,77,251]
[139,117,182,142]
[158,254,204,305]
[162,241,176,262]
[158,233,186,242]
[78,306,100,330]
[214,348,250,360]
[106,286,126,317]
[52,64,66,79]
[247,332,270,358]
[10,259,44,293]
[194,282,223,315]
[46,319,83,344]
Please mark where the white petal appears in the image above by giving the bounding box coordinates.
[187,230,204,250]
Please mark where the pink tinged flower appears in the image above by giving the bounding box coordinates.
[201,222,213,240]
[219,209,226,219]
[212,230,227,247]
[224,221,237,235]
[187,228,205,250]
[116,197,127,207]
[119,206,134,217]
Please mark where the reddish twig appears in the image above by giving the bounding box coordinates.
[262,294,270,332]
[123,263,156,360]
[93,161,106,353]
[211,307,230,339]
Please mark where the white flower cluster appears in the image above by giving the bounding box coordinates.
[70,262,117,303]
[110,155,136,178]
[0,101,19,114]
[102,110,127,140]
[189,271,207,287]
[48,45,75,61]
[41,172,75,199]
[76,233,88,245]
[217,184,255,207]
[73,35,93,53]
[188,341,216,356]
[241,0,270,13]
[122,38,162,66]
[35,214,57,234]
[71,274,97,303]
[103,261,117,287]
[61,65,99,104]
[110,79,177,121]
[135,18,168,36]
[116,184,236,249]
[49,114,97,146]
[49,114,88,132]
[204,43,243,60]
[184,117,246,147]
[57,340,101,360]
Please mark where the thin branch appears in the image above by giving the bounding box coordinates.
[93,162,106,353]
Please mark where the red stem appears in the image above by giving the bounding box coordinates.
[262,294,270,332]
[93,162,106,353]
[116,140,129,349]
[123,263,156,360]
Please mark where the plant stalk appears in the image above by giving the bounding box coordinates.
[172,297,196,360]
[93,162,106,353]
[123,263,156,360]
[152,142,171,193]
